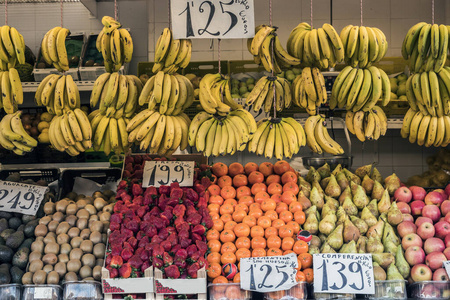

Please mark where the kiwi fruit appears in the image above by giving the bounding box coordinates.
[33,270,47,284]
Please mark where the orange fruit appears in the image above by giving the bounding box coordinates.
[267,248,283,256]
[242,215,257,227]
[264,227,278,239]
[238,195,254,206]
[257,216,272,229]
[279,210,294,223]
[250,225,265,238]
[283,182,300,194]
[244,162,259,175]
[228,162,245,177]
[234,223,250,237]
[213,276,229,284]
[254,191,270,204]
[225,285,241,299]
[283,250,295,255]
[278,225,294,238]
[208,203,220,214]
[272,219,286,229]
[223,198,238,206]
[248,171,265,185]
[207,184,221,196]
[220,229,236,243]
[266,174,281,185]
[281,191,297,205]
[221,252,237,264]
[298,253,313,269]
[221,186,236,200]
[235,248,251,261]
[251,182,268,196]
[209,195,224,206]
[207,252,221,264]
[212,162,228,177]
[259,162,274,177]
[273,160,291,175]
[251,236,267,249]
[267,182,283,195]
[206,229,220,241]
[220,214,233,223]
[209,212,220,220]
[251,248,266,257]
[224,220,237,231]
[281,171,298,185]
[219,204,234,215]
[296,270,306,282]
[264,210,278,221]
[221,242,237,254]
[248,203,261,211]
[275,202,289,214]
[271,194,282,203]
[208,240,222,253]
[289,201,303,213]
[232,174,248,187]
[235,203,249,213]
[294,210,306,225]
[236,186,251,199]
[248,208,263,219]
[207,262,222,279]
[232,209,247,222]
[267,291,285,300]
[261,199,277,212]
[235,237,251,249]
[213,219,224,232]
[287,221,300,234]
[267,235,281,248]
[282,237,295,250]
[303,268,314,283]
[233,272,241,283]
[217,175,232,188]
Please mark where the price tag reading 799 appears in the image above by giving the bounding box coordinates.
[0,181,48,216]
[142,161,195,188]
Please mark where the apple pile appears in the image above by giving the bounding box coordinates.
[394,183,450,283]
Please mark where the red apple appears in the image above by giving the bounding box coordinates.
[425,251,447,270]
[411,200,426,216]
[434,220,450,240]
[445,184,450,198]
[445,212,450,224]
[405,246,426,265]
[402,213,414,222]
[410,186,427,201]
[424,237,445,254]
[445,235,450,248]
[434,189,448,199]
[444,247,450,260]
[394,186,412,203]
[411,264,432,281]
[397,201,411,214]
[397,221,417,238]
[415,216,433,227]
[425,191,445,206]
[402,233,423,250]
[422,205,441,223]
[441,200,450,216]
[433,268,449,281]
[420,283,441,297]
[417,222,435,240]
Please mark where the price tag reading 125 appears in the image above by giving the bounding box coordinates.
[142,161,195,188]
[313,253,375,295]
[171,0,255,39]
[0,181,48,216]
[240,253,298,293]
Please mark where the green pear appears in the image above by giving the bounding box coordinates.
[308,245,320,255]
[366,236,384,253]
[303,212,319,234]
[368,199,380,218]
[346,240,357,253]
[395,245,410,279]
[326,223,344,250]
[384,173,401,196]
[367,218,385,239]
[336,171,350,190]
[371,167,383,183]
[343,168,361,185]
[317,163,331,179]
[383,222,400,246]
[353,184,369,209]
[355,164,372,179]
[336,207,348,226]
[331,164,342,176]
[339,186,352,205]
[387,201,403,226]
[361,175,375,194]
[350,181,361,195]
[342,197,358,216]
[305,205,317,218]
[361,207,378,227]
[325,174,341,198]
[320,177,331,190]
[350,216,368,235]
[299,177,311,197]
[318,233,327,244]
[312,180,325,197]
[339,242,350,253]
[371,181,385,200]
[372,253,395,270]
[321,202,336,219]
[373,266,387,280]
[325,195,340,210]
[319,213,337,235]
[310,186,324,209]
[378,189,391,214]
[320,242,336,253]
[305,167,320,183]
[343,218,360,243]
[297,190,312,210]
[384,241,398,255]
[387,263,404,280]
[356,236,368,253]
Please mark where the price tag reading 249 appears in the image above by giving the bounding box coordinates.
[142,161,195,188]
[171,0,255,39]
[313,253,375,295]
[240,253,298,293]
[0,181,48,216]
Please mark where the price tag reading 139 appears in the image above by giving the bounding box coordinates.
[313,253,375,295]
[0,181,48,216]
[240,253,298,293]
[142,161,195,188]
[171,0,255,39]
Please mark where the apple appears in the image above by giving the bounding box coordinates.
[434,220,450,239]
[405,246,426,265]
[397,201,411,214]
[425,191,445,206]
[411,200,426,216]
[402,213,414,222]
[417,222,435,240]
[433,268,450,281]
[444,247,450,260]
[402,233,423,250]
[434,189,448,199]
[420,283,441,297]
[394,186,412,203]
[397,221,417,238]
[410,186,427,201]
[415,216,433,227]
[445,184,450,198]
[425,251,447,270]
[411,264,432,281]
[445,235,450,248]
[424,237,445,254]
[445,212,450,224]
[441,200,450,216]
[422,205,441,223]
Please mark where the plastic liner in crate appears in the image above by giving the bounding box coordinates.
[208,283,252,300]
[363,280,407,300]
[407,280,450,300]
[63,281,102,300]
[22,284,63,300]
[0,283,22,299]
[309,284,355,300]
[263,282,308,300]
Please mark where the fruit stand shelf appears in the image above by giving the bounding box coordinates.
[295,118,404,129]
[22,81,96,93]
[0,162,110,171]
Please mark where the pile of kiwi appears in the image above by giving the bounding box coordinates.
[23,190,115,285]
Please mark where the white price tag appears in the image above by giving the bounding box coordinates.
[235,98,270,121]
[240,253,298,292]
[444,261,450,278]
[0,181,48,216]
[313,253,375,295]
[142,161,194,188]
[171,0,255,39]
[34,287,52,299]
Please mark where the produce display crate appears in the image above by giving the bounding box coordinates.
[372,57,408,75]
[182,61,228,77]
[102,267,155,300]
[0,283,22,299]
[63,281,103,300]
[308,284,355,300]
[0,148,39,165]
[154,267,207,300]
[0,168,59,184]
[364,280,407,300]
[407,281,450,300]
[228,59,266,75]
[208,283,252,300]
[22,284,63,300]
[264,282,308,300]
[137,61,156,77]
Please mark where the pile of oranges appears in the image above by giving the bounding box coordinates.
[206,160,313,286]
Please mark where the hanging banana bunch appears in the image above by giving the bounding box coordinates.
[346,106,388,142]
[40,26,72,72]
[0,25,25,69]
[96,16,134,72]
[245,75,292,113]
[291,67,327,115]
[0,69,23,114]
[0,111,37,155]
[304,114,345,155]
[153,28,192,74]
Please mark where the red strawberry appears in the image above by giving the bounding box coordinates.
[164,265,180,279]
[180,239,191,249]
[178,230,189,240]
[166,234,178,247]
[175,249,188,260]
[125,220,139,233]
[145,225,157,238]
[191,233,202,243]
[175,220,189,233]
[163,252,173,266]
[159,185,171,196]
[127,237,138,249]
[141,260,151,273]
[110,213,123,224]
[151,235,163,244]
[138,236,150,248]
[122,193,132,202]
[133,155,142,164]
[123,242,134,252]
[166,198,179,207]
[128,255,143,269]
[192,224,206,236]
[110,221,121,232]
[110,245,122,256]
[137,206,147,218]
[166,226,176,235]
[153,218,165,230]
[144,186,158,197]
[124,155,134,164]
[119,263,132,278]
[135,248,144,257]
[108,266,119,278]
[158,228,169,240]
[110,255,123,268]
[171,244,181,254]
[194,183,206,194]
[105,253,113,265]
[140,250,149,261]
[133,195,144,205]
[203,217,214,229]
[132,183,143,197]
[160,240,172,252]
[173,204,186,218]
[198,257,208,269]
[170,187,184,199]
[174,257,187,269]
[190,251,202,262]
[153,245,164,258]
[149,206,161,217]
[186,213,202,226]
[136,231,146,241]
[187,262,200,278]
[118,180,128,190]
[186,245,198,257]
[113,201,124,213]
[122,170,131,178]
[152,257,164,269]
[121,248,133,262]
[201,177,212,188]
[195,240,208,254]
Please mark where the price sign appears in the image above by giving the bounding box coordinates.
[313,253,375,295]
[34,287,53,299]
[0,181,48,216]
[171,0,255,39]
[142,161,194,188]
[240,253,298,292]
[235,98,270,121]
[443,261,450,278]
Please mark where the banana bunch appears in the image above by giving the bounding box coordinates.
[405,68,450,117]
[248,25,300,73]
[0,69,23,114]
[153,28,192,74]
[138,71,195,115]
[89,109,131,155]
[96,16,134,72]
[126,109,190,155]
[340,25,387,68]
[248,117,305,159]
[198,73,242,116]
[286,22,345,69]
[35,74,80,115]
[41,26,72,72]
[245,75,292,113]
[305,115,345,155]
[401,108,450,147]
[0,25,25,69]
[90,72,142,118]
[291,67,327,115]
[48,109,93,156]
[0,111,37,155]
[402,23,449,73]
[330,65,391,111]
[188,109,256,157]
[346,106,388,142]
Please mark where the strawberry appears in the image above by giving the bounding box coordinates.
[191,233,202,243]
[108,266,119,278]
[175,220,189,232]
[136,231,146,241]
[138,236,150,248]
[166,198,179,207]
[186,206,197,216]
[163,252,173,266]
[174,257,187,269]
[153,217,165,230]
[133,155,142,165]
[110,213,123,224]
[141,260,151,273]
[198,257,208,269]
[151,235,164,244]
[123,209,135,220]
[186,245,198,257]
[173,204,186,218]
[152,257,164,269]
[194,183,206,194]
[201,177,212,188]
[166,226,176,235]
[118,180,128,190]
[153,245,164,258]
[128,255,143,269]
[113,201,124,213]
[159,185,171,196]
[121,248,133,262]
[187,262,200,278]
[124,155,134,164]
[185,188,199,202]
[135,248,144,257]
[127,237,138,249]
[160,240,172,252]
[166,234,178,247]
[195,240,208,255]
[148,206,161,217]
[119,263,132,278]
[164,265,181,279]
[125,220,140,233]
[191,224,206,236]
[105,253,113,265]
[122,193,132,202]
[203,217,214,229]
[121,228,134,239]
[140,249,149,261]
[132,183,143,197]
[109,221,120,232]
[170,186,184,199]
[158,228,169,240]
[143,193,156,206]
[171,244,181,254]
[145,225,157,238]
[144,186,158,197]
[122,170,131,178]
[190,251,201,262]
[111,245,122,256]
[110,255,123,268]
[175,249,188,260]
[133,195,144,205]
[178,230,189,240]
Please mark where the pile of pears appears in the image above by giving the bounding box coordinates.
[297,163,409,281]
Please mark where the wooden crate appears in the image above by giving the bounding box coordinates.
[102,267,154,300]
[154,267,207,300]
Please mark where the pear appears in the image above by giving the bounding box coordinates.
[339,242,350,253]
[387,263,404,280]
[321,202,336,219]
[355,164,372,179]
[319,213,337,235]
[378,189,391,214]
[342,197,358,216]
[371,167,383,183]
[336,171,350,190]
[317,163,331,179]
[367,199,380,218]
[356,236,368,253]
[384,240,398,255]
[346,240,357,253]
[297,190,311,210]
[350,216,368,235]
[310,186,324,209]
[382,222,400,246]
[336,207,348,226]
[361,207,378,227]
[305,205,317,218]
[366,236,384,253]
[372,253,395,270]
[325,174,341,198]
[371,181,385,200]
[343,168,361,185]
[339,186,352,205]
[387,201,403,226]
[320,177,330,190]
[320,242,336,253]
[361,175,375,194]
[318,233,327,244]
[324,195,339,210]
[303,213,319,234]
[350,181,361,195]
[353,184,369,209]
[373,266,387,280]
[366,218,385,240]
[299,177,311,197]
[326,223,344,250]
[331,164,342,176]
[343,218,360,243]
[395,245,410,279]
[312,180,325,197]
[305,167,320,183]
[310,235,322,248]
[308,245,320,255]
[384,173,401,196]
